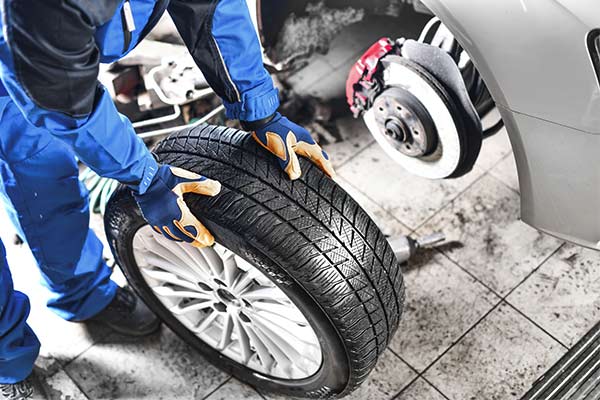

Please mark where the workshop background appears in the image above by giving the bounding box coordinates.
[1,2,599,400]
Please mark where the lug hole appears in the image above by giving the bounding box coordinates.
[217,288,237,304]
[214,302,227,312]
[213,278,227,287]
[239,311,251,323]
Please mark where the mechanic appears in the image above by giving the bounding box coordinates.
[0,0,335,398]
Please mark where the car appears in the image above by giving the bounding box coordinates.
[103,1,600,398]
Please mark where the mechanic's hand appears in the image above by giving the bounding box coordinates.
[133,165,221,247]
[249,113,335,180]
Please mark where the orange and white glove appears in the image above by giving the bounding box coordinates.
[245,113,335,180]
[133,165,221,247]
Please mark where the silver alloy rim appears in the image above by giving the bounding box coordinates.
[132,225,323,380]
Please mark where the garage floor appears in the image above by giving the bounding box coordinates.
[2,115,599,400]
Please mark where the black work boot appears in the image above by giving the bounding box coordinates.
[0,379,33,400]
[86,286,161,336]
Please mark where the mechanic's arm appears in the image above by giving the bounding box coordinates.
[0,0,218,247]
[168,0,335,180]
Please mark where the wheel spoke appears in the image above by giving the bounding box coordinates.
[223,256,239,287]
[145,234,209,280]
[178,243,214,277]
[217,314,234,350]
[241,287,291,303]
[142,269,200,291]
[244,324,275,372]
[231,268,261,294]
[248,310,316,356]
[193,310,219,334]
[171,299,214,315]
[143,253,204,284]
[250,320,294,374]
[197,247,224,278]
[152,286,212,300]
[251,301,306,325]
[232,314,253,364]
[213,244,234,260]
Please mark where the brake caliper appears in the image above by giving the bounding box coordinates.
[345,37,396,117]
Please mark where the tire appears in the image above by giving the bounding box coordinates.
[104,124,405,398]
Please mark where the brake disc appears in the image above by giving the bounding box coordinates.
[364,55,465,179]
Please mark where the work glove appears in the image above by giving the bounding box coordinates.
[246,113,335,180]
[133,165,221,248]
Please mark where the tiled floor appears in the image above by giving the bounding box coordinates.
[2,116,599,400]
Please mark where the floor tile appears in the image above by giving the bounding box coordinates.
[205,379,263,400]
[337,143,484,230]
[65,327,229,399]
[507,244,600,347]
[396,378,446,400]
[322,115,374,169]
[490,153,520,193]
[32,367,89,400]
[425,302,565,400]
[345,350,416,400]
[390,251,499,371]
[417,175,563,295]
[263,350,416,400]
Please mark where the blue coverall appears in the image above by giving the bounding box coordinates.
[0,0,279,383]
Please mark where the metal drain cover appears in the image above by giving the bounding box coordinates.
[522,321,600,400]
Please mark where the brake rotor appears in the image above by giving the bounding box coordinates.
[372,87,438,158]
[364,56,464,179]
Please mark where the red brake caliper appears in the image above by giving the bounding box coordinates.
[345,38,395,117]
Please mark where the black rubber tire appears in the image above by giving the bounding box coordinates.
[104,124,405,398]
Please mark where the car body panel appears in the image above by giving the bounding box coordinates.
[423,0,600,249]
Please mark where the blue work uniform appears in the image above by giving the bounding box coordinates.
[0,0,279,383]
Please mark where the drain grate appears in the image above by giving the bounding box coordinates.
[522,321,600,400]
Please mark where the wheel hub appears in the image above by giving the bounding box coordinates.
[132,225,323,380]
[373,87,437,158]
[216,288,239,306]
[384,117,406,142]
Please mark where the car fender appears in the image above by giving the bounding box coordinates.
[422,0,600,249]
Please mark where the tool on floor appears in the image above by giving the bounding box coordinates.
[389,232,446,263]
